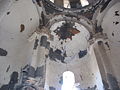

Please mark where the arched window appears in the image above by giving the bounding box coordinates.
[49,0,90,8]
[62,71,76,90]
[50,0,54,3]
[80,0,89,7]
[64,0,70,8]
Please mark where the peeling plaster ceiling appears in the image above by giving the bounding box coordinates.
[49,21,90,63]
[0,0,120,90]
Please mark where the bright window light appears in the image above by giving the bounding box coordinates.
[62,71,76,90]
[80,0,89,7]
[50,0,54,3]
[64,0,70,8]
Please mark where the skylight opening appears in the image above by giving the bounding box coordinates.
[80,0,89,7]
[50,0,54,3]
[64,0,70,8]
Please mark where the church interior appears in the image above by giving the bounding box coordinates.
[0,0,120,90]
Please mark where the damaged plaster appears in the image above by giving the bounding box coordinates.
[0,0,120,90]
[0,48,8,56]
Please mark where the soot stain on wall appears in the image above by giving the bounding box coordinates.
[78,49,87,58]
[35,66,44,77]
[20,24,25,32]
[33,38,39,50]
[113,21,119,25]
[112,32,114,36]
[49,86,56,90]
[85,85,97,90]
[48,48,65,63]
[102,80,109,90]
[40,36,50,49]
[0,48,8,56]
[36,0,42,7]
[105,42,110,50]
[59,76,63,85]
[107,73,120,90]
[7,12,10,15]
[0,72,18,90]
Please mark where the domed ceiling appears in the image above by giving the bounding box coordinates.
[49,20,90,63]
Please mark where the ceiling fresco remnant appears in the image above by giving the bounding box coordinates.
[48,19,91,63]
[54,22,80,40]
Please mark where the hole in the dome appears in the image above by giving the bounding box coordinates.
[80,0,89,7]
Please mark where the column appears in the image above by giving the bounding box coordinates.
[94,41,120,90]
[35,35,50,88]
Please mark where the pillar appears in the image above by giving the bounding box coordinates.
[34,35,50,88]
[94,41,120,90]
